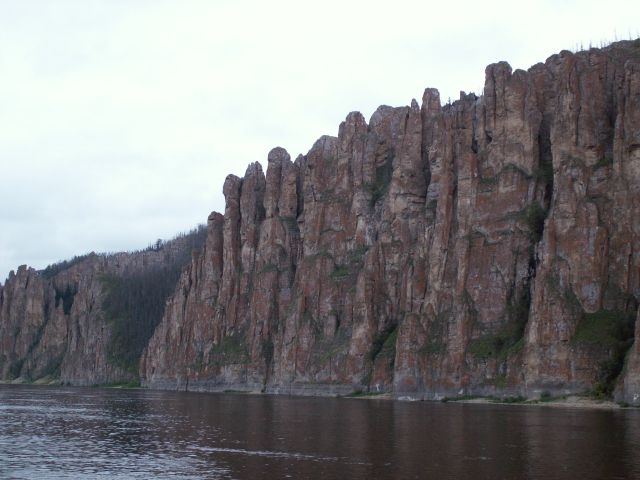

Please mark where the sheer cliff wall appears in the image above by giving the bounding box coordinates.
[2,40,639,403]
[0,231,205,385]
[140,40,640,403]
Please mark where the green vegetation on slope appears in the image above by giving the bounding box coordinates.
[572,309,636,398]
[41,254,95,279]
[101,225,207,373]
[468,288,530,361]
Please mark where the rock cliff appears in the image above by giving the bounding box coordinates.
[3,40,640,404]
[0,229,206,385]
[141,40,640,404]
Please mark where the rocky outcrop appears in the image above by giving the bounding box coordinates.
[3,40,639,403]
[141,40,640,404]
[0,229,206,385]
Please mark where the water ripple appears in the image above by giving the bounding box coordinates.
[1,384,639,479]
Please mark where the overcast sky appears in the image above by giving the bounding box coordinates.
[1,0,639,282]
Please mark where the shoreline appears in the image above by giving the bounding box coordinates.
[446,395,629,410]
[1,379,637,410]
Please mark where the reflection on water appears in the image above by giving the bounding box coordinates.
[1,385,639,479]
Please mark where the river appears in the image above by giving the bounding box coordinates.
[0,385,638,479]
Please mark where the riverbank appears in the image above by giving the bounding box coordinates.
[0,377,140,389]
[2,378,637,410]
[445,394,634,410]
[0,376,60,386]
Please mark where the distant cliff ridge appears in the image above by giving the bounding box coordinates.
[3,40,640,405]
[0,228,206,386]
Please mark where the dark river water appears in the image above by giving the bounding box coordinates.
[1,385,639,479]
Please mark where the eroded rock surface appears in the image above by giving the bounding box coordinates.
[141,40,640,403]
[0,231,205,385]
[3,40,640,403]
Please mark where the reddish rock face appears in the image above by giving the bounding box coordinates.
[0,233,204,386]
[2,40,639,403]
[0,258,137,385]
[140,40,640,403]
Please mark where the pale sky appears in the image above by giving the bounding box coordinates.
[1,0,639,282]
